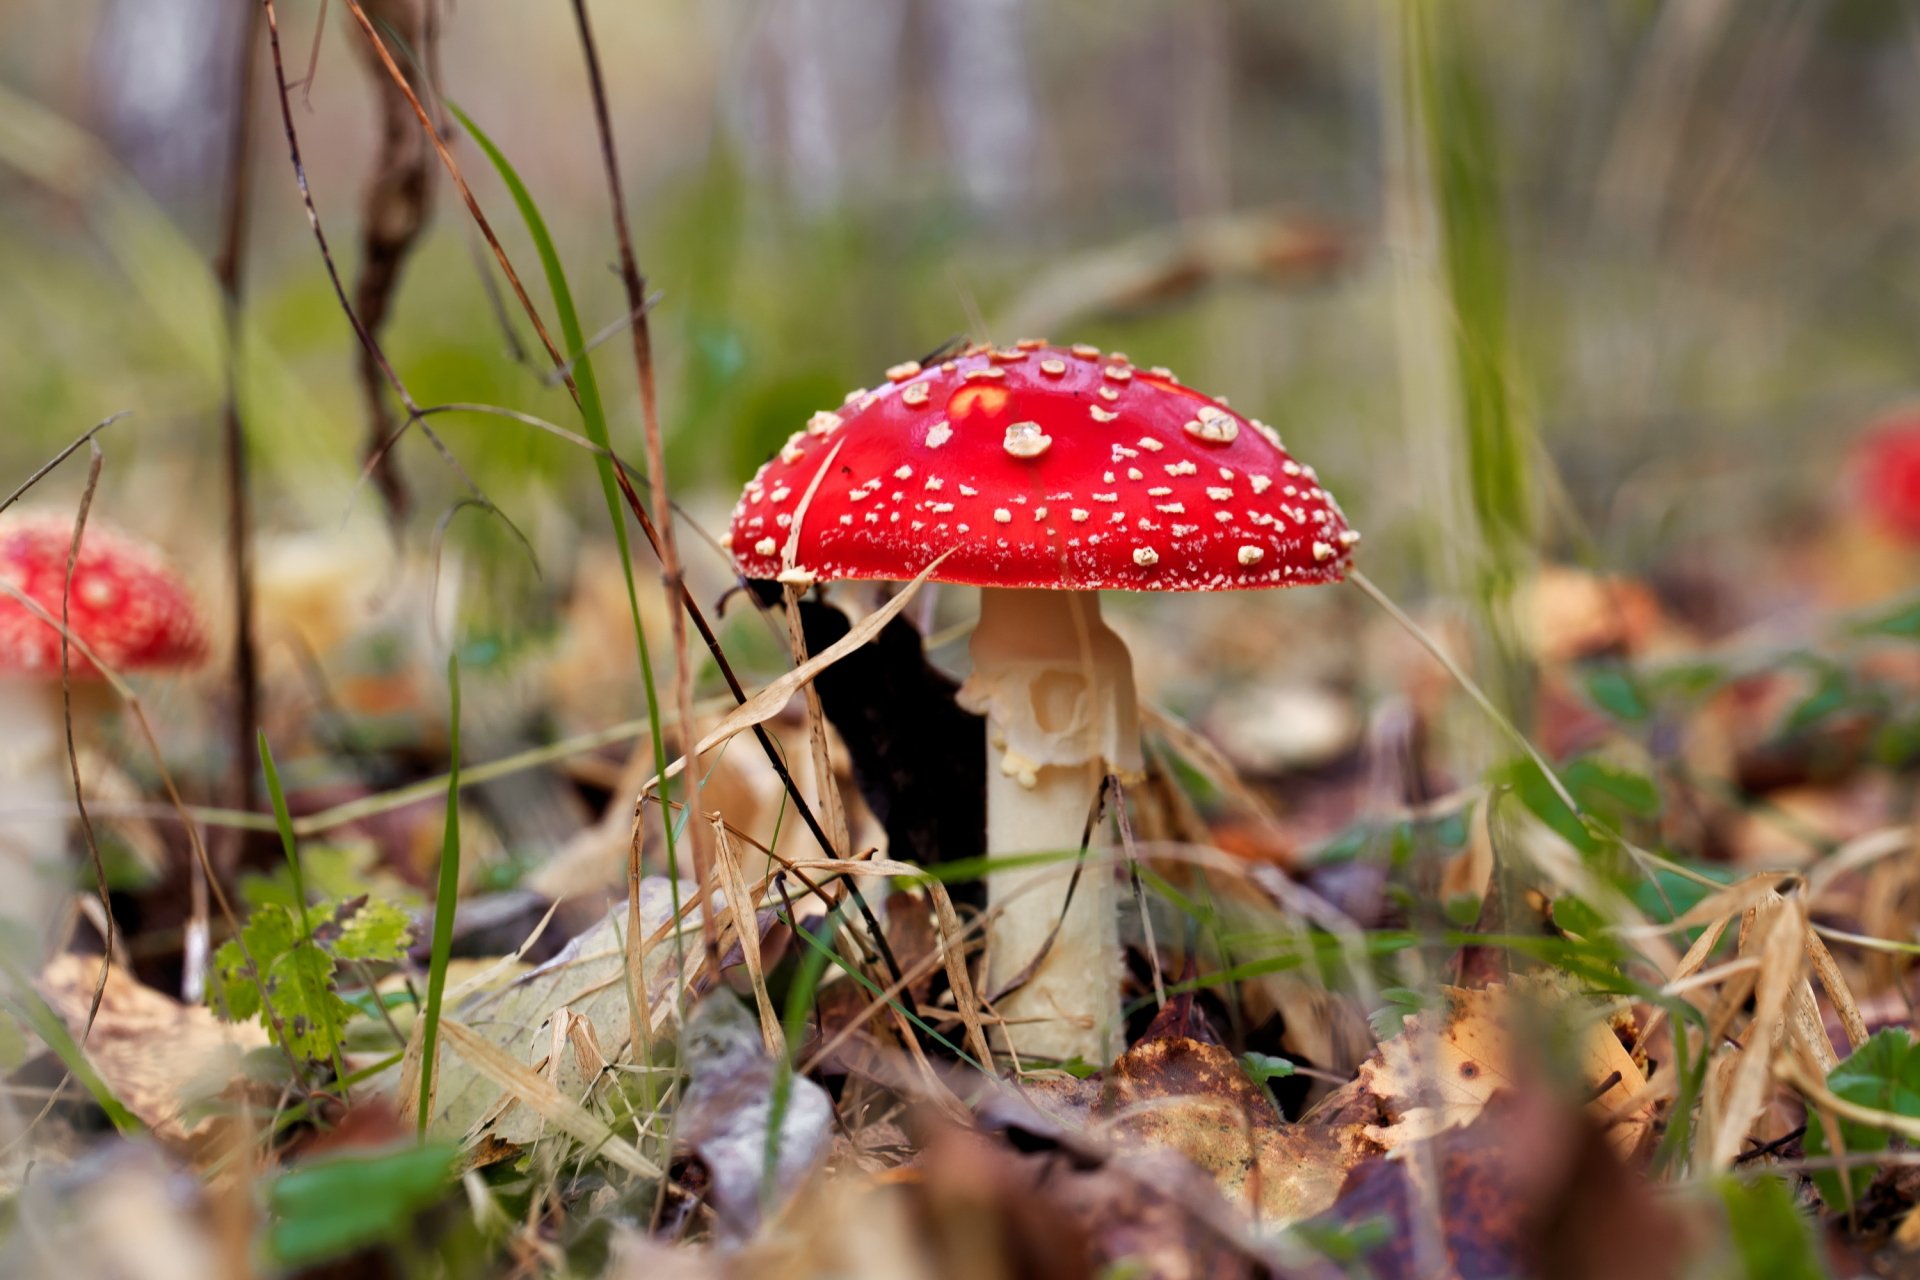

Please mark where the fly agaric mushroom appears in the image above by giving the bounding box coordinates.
[0,512,204,956]
[726,342,1357,1064]
[1855,411,1920,544]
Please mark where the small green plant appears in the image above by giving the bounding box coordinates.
[210,892,412,1066]
[208,734,412,1070]
[1805,1028,1920,1210]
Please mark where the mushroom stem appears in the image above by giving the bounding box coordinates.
[0,677,69,960]
[962,587,1141,1065]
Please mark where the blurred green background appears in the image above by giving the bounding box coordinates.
[1,0,1915,665]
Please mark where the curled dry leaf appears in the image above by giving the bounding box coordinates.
[676,995,833,1242]
[1020,998,1370,1227]
[1357,981,1651,1159]
[35,953,267,1148]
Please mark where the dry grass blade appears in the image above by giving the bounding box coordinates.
[638,552,954,794]
[711,822,783,1057]
[435,1017,659,1177]
[1702,893,1804,1170]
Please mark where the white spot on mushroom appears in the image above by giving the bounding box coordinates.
[931,502,955,514]
[1164,462,1195,477]
[1127,468,1144,481]
[1103,471,1116,483]
[753,537,778,556]
[1099,386,1121,403]
[808,410,843,436]
[959,484,979,497]
[1155,503,1185,514]
[842,389,866,405]
[1015,338,1046,350]
[1033,506,1048,520]
[770,485,791,502]
[1147,486,1173,497]
[1183,408,1239,444]
[838,514,853,526]
[925,422,953,449]
[1090,406,1118,423]
[925,477,945,491]
[1282,460,1303,477]
[1103,366,1132,383]
[993,508,1012,524]
[1136,438,1163,453]
[1313,540,1336,562]
[1250,475,1273,494]
[964,367,1007,382]
[1003,422,1052,458]
[901,381,931,407]
[886,361,922,382]
[1238,546,1265,565]
[778,567,817,587]
[1338,530,1362,546]
[1070,509,1090,523]
[775,513,793,528]
[1039,359,1067,377]
[1071,343,1100,359]
[1214,511,1232,523]
[1172,524,1198,536]
[1206,487,1233,501]
[1133,547,1159,566]
[1093,492,1118,503]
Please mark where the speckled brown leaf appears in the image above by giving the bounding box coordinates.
[1358,980,1650,1158]
[1019,997,1371,1227]
[35,953,267,1148]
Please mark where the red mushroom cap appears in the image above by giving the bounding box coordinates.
[1856,411,1920,543]
[726,342,1358,591]
[0,512,206,678]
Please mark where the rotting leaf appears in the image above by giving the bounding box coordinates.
[1357,980,1651,1158]
[36,954,267,1148]
[676,995,833,1242]
[1019,997,1369,1227]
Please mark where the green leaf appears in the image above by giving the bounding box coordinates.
[1716,1174,1825,1280]
[1582,665,1649,723]
[1239,1052,1299,1086]
[1806,1028,1920,1208]
[1853,594,1920,640]
[419,652,462,1136]
[328,897,413,963]
[267,1143,457,1266]
[1783,664,1853,735]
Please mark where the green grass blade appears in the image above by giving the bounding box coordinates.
[417,652,462,1136]
[259,732,349,1085]
[0,958,140,1135]
[449,102,686,973]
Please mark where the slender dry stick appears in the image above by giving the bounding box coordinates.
[209,1,265,1013]
[259,0,527,548]
[565,0,715,977]
[58,446,114,1042]
[334,0,907,992]
[0,415,132,517]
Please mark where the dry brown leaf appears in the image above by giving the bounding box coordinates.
[35,953,267,1148]
[1358,981,1651,1159]
[1020,999,1368,1227]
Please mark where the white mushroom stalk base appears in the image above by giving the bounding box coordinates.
[0,677,71,961]
[960,587,1142,1067]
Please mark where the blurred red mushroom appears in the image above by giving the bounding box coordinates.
[0,511,204,958]
[1855,409,1920,544]
[727,341,1356,1064]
